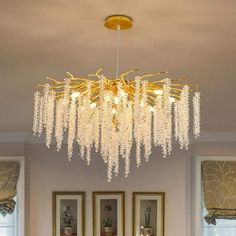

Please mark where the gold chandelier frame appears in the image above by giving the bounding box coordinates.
[38,68,198,107]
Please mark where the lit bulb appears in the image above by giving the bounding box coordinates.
[119,89,126,97]
[149,106,155,112]
[154,89,163,95]
[112,108,116,114]
[140,100,144,107]
[104,93,111,102]
[90,102,96,109]
[71,91,80,100]
[114,96,120,104]
[170,97,176,103]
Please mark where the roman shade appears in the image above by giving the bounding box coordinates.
[202,161,236,225]
[0,162,20,217]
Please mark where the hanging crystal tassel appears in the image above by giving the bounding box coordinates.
[193,92,200,138]
[55,99,64,151]
[38,96,44,137]
[67,99,77,161]
[134,76,142,167]
[46,91,55,148]
[33,91,40,135]
[42,84,50,127]
[63,79,70,130]
[162,78,172,157]
[178,85,190,149]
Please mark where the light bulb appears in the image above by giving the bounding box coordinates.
[71,91,80,100]
[112,108,116,114]
[90,102,97,109]
[114,96,120,104]
[170,97,176,103]
[119,89,126,97]
[140,100,144,107]
[104,93,112,101]
[154,89,163,95]
[149,106,155,112]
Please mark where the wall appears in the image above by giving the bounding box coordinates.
[25,143,191,236]
[0,142,24,156]
[1,141,236,236]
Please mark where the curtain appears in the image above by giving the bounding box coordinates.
[202,161,236,225]
[0,162,20,217]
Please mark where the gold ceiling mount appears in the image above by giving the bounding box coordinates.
[104,15,133,30]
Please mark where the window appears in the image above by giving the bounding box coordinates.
[0,198,17,236]
[203,205,236,236]
[0,157,25,236]
[192,156,236,236]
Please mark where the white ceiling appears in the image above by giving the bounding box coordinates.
[0,0,236,132]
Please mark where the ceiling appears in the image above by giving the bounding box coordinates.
[0,0,236,133]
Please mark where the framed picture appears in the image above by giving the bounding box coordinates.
[133,192,165,236]
[53,191,85,236]
[93,191,125,236]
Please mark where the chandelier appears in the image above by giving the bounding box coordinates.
[32,15,200,182]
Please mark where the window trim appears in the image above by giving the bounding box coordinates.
[192,156,236,236]
[0,156,25,236]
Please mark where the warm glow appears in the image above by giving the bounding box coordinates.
[89,102,97,109]
[154,89,164,95]
[114,96,120,104]
[33,69,200,182]
[170,97,176,103]
[71,91,81,100]
[32,14,201,182]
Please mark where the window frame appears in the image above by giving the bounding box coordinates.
[192,156,236,236]
[0,156,25,236]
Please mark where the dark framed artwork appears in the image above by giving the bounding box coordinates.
[93,191,125,236]
[53,191,85,236]
[133,192,165,236]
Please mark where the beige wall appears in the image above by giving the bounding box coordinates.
[1,141,236,236]
[25,143,190,236]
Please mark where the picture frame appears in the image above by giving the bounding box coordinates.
[133,192,165,236]
[93,191,125,236]
[52,191,85,236]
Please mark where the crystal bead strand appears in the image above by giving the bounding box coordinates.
[62,79,70,130]
[174,102,179,140]
[124,102,133,177]
[193,92,200,138]
[67,99,77,161]
[134,76,142,167]
[42,84,50,127]
[33,91,40,135]
[77,98,86,160]
[178,85,190,149]
[153,96,164,147]
[38,96,44,136]
[55,99,64,151]
[45,91,55,148]
[162,79,172,157]
[182,85,190,149]
[85,81,92,165]
[141,81,152,162]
